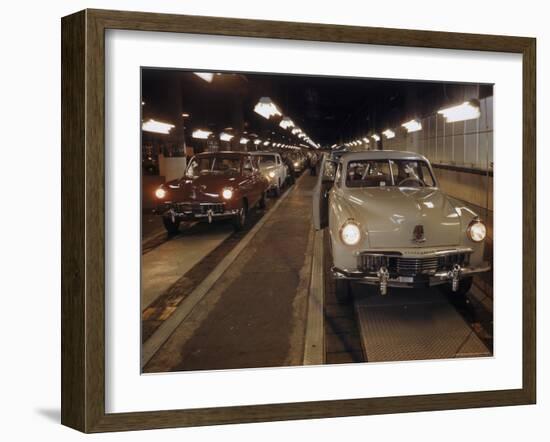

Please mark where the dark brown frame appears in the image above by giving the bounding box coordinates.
[61,9,536,433]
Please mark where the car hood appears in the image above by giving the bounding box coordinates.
[339,187,461,248]
[168,173,242,201]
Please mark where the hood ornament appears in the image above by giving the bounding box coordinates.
[412,225,426,243]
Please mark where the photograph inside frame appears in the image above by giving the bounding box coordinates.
[140,68,494,373]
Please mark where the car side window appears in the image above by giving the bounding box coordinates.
[419,163,436,187]
[334,162,343,188]
[323,160,336,180]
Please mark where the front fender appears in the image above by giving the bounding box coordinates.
[328,190,366,271]
[447,196,487,265]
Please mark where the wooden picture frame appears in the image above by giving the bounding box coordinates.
[61,9,536,433]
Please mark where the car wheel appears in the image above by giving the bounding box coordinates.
[273,180,281,197]
[335,279,352,304]
[258,191,267,209]
[438,276,473,305]
[162,216,180,235]
[232,201,248,231]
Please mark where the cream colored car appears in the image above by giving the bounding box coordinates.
[251,152,287,197]
[313,150,490,303]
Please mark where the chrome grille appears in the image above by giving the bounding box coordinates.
[359,252,470,276]
[438,253,470,269]
[360,255,389,271]
[396,257,439,275]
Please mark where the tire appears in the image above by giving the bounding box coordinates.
[232,201,248,231]
[273,180,281,197]
[162,216,180,235]
[438,276,473,305]
[335,279,352,304]
[258,191,267,209]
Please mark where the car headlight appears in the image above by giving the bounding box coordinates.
[339,220,361,246]
[467,218,486,242]
[155,187,166,199]
[294,162,299,167]
[222,188,233,200]
[268,171,276,178]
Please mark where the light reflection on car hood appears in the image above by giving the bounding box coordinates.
[338,186,461,248]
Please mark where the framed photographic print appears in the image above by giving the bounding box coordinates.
[61,9,536,432]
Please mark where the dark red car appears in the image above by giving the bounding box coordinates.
[154,151,269,232]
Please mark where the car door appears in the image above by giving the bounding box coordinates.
[276,155,286,183]
[312,155,337,230]
[253,156,265,200]
[241,156,255,201]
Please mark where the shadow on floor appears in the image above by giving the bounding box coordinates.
[35,408,60,423]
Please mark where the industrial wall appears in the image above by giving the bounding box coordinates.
[383,96,493,171]
[382,95,493,214]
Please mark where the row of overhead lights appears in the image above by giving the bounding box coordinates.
[342,100,481,148]
[142,119,175,135]
[141,117,303,151]
[253,97,320,149]
[191,127,302,150]
[141,96,318,149]
[191,73,320,149]
[142,72,313,148]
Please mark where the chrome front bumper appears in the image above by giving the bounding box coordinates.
[332,250,491,295]
[332,264,490,283]
[170,208,240,222]
[158,202,239,223]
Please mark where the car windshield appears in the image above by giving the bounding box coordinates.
[185,156,241,178]
[257,155,276,165]
[345,159,436,188]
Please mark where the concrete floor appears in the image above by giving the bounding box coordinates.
[323,229,365,365]
[142,212,164,238]
[141,222,233,310]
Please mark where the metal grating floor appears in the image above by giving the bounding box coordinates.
[355,289,490,362]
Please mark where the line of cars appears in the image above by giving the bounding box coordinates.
[153,150,305,233]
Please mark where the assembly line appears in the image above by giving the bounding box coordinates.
[140,70,494,373]
[141,151,492,372]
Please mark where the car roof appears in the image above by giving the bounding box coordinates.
[194,151,249,158]
[330,150,347,158]
[250,151,280,156]
[339,150,429,162]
